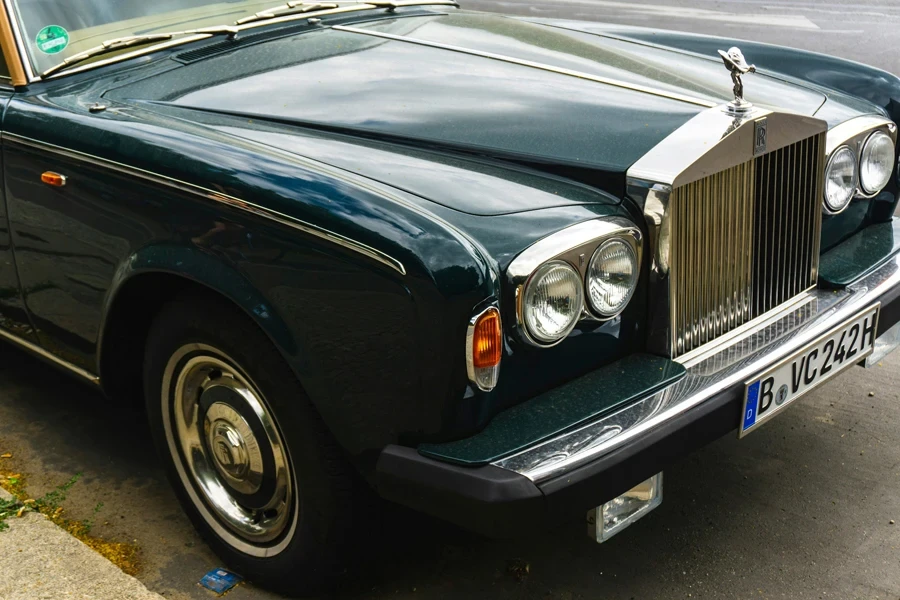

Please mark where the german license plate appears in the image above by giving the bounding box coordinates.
[740,304,880,437]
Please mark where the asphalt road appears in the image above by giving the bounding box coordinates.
[2,1,900,599]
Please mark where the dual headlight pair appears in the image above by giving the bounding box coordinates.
[521,235,639,346]
[824,129,896,213]
[468,222,642,392]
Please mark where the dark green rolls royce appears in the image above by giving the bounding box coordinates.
[1,0,899,593]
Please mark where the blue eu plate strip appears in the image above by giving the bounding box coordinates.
[743,381,760,431]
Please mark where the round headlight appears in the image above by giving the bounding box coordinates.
[523,261,584,344]
[587,238,638,317]
[860,130,894,195]
[824,145,858,213]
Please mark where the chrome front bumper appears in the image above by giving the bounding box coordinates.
[492,251,900,483]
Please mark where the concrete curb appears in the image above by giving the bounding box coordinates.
[0,487,165,600]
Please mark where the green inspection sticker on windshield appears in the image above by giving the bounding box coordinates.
[36,25,69,55]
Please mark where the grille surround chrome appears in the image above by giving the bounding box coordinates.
[628,105,829,358]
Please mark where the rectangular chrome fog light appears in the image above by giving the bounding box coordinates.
[588,473,663,542]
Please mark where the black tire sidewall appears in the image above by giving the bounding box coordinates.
[144,295,354,593]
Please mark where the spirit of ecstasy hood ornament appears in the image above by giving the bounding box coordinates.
[718,47,756,113]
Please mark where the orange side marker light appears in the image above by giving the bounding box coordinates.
[41,172,67,187]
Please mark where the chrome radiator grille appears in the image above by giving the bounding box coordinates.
[669,134,825,357]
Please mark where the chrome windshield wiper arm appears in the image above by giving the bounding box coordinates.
[41,26,241,78]
[359,0,460,9]
[236,0,458,25]
[236,3,340,25]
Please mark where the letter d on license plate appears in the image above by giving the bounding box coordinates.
[740,304,880,438]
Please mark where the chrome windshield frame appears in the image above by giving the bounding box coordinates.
[2,0,34,82]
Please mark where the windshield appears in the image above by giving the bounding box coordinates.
[8,0,281,75]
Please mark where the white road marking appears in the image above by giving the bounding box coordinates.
[521,0,821,29]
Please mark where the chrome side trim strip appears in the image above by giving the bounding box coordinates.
[2,133,407,276]
[492,247,900,482]
[0,327,100,385]
[332,25,718,108]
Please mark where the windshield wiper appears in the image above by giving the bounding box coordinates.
[41,26,241,78]
[236,0,458,25]
[42,0,458,78]
[236,3,340,25]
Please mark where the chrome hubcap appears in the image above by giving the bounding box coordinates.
[162,345,297,554]
[205,402,262,495]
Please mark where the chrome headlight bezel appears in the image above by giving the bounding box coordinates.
[508,218,643,348]
[859,129,895,195]
[522,260,584,345]
[824,117,897,214]
[586,238,640,318]
[823,145,858,215]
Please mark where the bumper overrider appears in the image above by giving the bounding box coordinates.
[376,243,900,537]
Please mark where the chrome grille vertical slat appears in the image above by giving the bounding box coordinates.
[798,141,805,295]
[705,177,713,341]
[669,134,825,358]
[693,180,700,348]
[772,147,780,308]
[811,135,824,282]
[791,141,800,296]
[780,146,787,301]
[747,159,756,322]
[739,163,746,322]
[799,136,811,290]
[783,144,792,301]
[791,140,802,297]
[769,148,776,305]
[713,173,720,338]
[725,166,733,330]
[760,151,771,316]
[796,142,803,297]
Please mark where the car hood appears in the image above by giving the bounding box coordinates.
[106,10,828,211]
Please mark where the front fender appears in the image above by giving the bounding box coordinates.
[102,243,300,359]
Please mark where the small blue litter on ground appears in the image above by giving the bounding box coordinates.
[199,568,243,595]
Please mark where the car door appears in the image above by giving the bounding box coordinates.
[0,49,32,343]
[2,107,160,374]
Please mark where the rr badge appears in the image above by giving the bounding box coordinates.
[753,117,768,156]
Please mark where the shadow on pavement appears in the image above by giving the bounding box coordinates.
[1,341,899,599]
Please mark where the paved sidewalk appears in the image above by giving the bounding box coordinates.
[0,487,164,600]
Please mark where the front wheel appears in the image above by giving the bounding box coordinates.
[144,294,357,595]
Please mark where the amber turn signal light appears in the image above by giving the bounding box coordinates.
[466,307,502,391]
[41,172,67,187]
[472,309,501,368]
